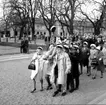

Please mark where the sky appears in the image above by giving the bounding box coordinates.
[0,0,103,19]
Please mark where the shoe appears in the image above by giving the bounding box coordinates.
[61,91,67,96]
[100,76,103,78]
[49,86,53,90]
[74,87,79,90]
[69,89,74,93]
[46,86,50,90]
[52,90,59,97]
[92,76,96,79]
[87,73,91,76]
[80,72,83,75]
[31,88,36,93]
[40,88,43,91]
[46,85,53,90]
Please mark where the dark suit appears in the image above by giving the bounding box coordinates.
[20,40,25,53]
[70,50,80,89]
[24,39,29,53]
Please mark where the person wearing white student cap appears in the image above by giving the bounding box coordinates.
[96,46,105,79]
[89,44,98,76]
[79,41,90,75]
[69,44,80,92]
[30,47,44,93]
[50,26,57,44]
[52,44,71,97]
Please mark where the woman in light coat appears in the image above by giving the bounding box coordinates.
[96,46,105,78]
[89,44,98,77]
[30,47,44,93]
[43,44,57,90]
[52,44,71,97]
[102,42,106,67]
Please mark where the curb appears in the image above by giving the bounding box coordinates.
[0,56,31,62]
[88,91,106,104]
[0,51,35,56]
[0,42,47,50]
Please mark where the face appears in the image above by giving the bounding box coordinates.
[56,47,62,54]
[91,46,95,50]
[36,49,42,54]
[72,47,76,53]
[83,44,87,47]
[97,38,101,42]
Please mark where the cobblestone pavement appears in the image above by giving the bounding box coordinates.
[0,59,106,105]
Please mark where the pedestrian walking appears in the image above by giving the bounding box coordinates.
[24,37,29,53]
[91,46,104,79]
[70,45,80,91]
[52,44,71,97]
[89,44,97,76]
[30,47,44,93]
[102,42,106,69]
[20,37,25,53]
[96,46,105,78]
[63,44,74,93]
[96,36,104,48]
[43,44,56,90]
[79,42,90,74]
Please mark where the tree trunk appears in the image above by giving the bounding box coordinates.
[94,26,101,36]
[14,29,16,43]
[31,25,35,40]
[19,27,24,40]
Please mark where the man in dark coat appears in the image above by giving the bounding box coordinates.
[79,42,90,75]
[70,45,80,90]
[20,37,25,53]
[24,37,29,53]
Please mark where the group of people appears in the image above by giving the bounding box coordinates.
[29,34,106,97]
[29,25,106,97]
[20,37,29,53]
[30,43,79,97]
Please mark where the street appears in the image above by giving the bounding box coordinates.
[0,57,106,104]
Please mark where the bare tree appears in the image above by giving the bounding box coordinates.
[80,0,106,35]
[55,0,84,36]
[27,0,39,39]
[38,0,57,38]
[2,0,10,42]
[2,0,39,40]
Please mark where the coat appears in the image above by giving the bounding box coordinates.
[30,53,44,80]
[102,47,106,65]
[97,51,105,72]
[43,47,57,76]
[89,49,98,66]
[79,47,90,66]
[70,51,80,78]
[55,52,71,85]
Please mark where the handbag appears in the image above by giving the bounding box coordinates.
[28,59,36,70]
[91,58,98,66]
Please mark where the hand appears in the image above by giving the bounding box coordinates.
[99,58,102,61]
[48,56,52,60]
[65,70,71,74]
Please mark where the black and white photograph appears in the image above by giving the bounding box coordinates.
[0,0,106,104]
